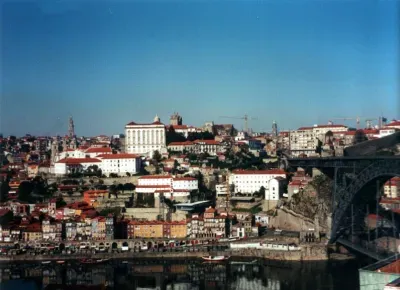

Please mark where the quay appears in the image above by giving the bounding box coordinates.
[0,244,329,263]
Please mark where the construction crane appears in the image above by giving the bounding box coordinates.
[219,114,258,133]
[365,118,378,129]
[330,117,361,129]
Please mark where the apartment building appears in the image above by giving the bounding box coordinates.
[229,169,287,200]
[289,124,348,156]
[135,175,198,200]
[384,177,400,198]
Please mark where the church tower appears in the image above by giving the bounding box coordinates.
[68,116,75,138]
[272,121,278,138]
[170,112,183,126]
[50,139,59,165]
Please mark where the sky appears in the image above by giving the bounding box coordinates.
[1,0,399,137]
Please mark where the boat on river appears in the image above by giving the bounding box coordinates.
[201,255,230,262]
[80,258,110,264]
[230,259,257,265]
[41,261,51,265]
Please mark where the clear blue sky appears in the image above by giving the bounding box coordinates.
[1,0,399,136]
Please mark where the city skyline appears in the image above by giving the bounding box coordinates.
[1,1,399,136]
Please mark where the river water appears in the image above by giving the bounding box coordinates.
[0,258,362,290]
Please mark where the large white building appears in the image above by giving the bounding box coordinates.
[125,115,167,157]
[97,153,141,177]
[54,154,141,177]
[229,169,287,200]
[135,175,198,200]
[56,146,113,161]
[54,158,102,175]
[289,124,348,156]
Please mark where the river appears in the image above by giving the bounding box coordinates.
[0,258,363,290]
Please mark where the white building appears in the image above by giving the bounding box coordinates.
[56,146,112,161]
[192,139,223,155]
[97,153,141,177]
[384,120,400,130]
[216,184,229,197]
[135,175,198,200]
[229,169,287,199]
[289,124,348,156]
[54,154,141,176]
[375,128,397,138]
[84,147,113,158]
[166,125,198,138]
[167,141,195,152]
[267,177,287,200]
[384,177,400,198]
[125,115,167,157]
[54,158,102,175]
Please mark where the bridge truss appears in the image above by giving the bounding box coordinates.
[286,156,400,244]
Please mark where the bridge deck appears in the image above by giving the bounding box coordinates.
[289,156,400,161]
[337,238,386,261]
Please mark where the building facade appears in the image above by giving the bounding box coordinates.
[135,175,198,200]
[229,169,287,196]
[125,115,167,157]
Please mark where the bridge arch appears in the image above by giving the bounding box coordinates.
[330,159,400,243]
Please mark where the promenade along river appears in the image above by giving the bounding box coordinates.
[0,258,362,290]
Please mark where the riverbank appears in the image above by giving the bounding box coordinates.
[0,244,332,263]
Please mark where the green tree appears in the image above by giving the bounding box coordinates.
[152,150,162,162]
[0,181,10,202]
[56,198,67,208]
[117,183,124,193]
[18,181,34,202]
[353,130,368,144]
[109,184,118,199]
[123,183,135,191]
[166,126,187,144]
[229,184,235,195]
[259,186,266,199]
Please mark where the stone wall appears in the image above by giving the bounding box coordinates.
[0,245,328,263]
[269,207,317,231]
[125,208,160,220]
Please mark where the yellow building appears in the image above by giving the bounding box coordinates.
[132,221,163,239]
[170,221,187,239]
[23,223,43,242]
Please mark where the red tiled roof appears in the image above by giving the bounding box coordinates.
[0,209,10,216]
[173,177,196,181]
[85,147,112,153]
[205,207,216,213]
[298,124,347,130]
[126,121,164,126]
[232,169,286,175]
[193,140,220,145]
[377,259,400,274]
[136,185,171,189]
[168,141,194,146]
[84,190,108,194]
[138,175,172,179]
[171,125,188,130]
[97,153,139,159]
[57,158,101,164]
[386,121,400,127]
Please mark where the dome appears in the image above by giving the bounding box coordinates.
[154,114,161,123]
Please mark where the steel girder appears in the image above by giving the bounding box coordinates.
[329,159,400,243]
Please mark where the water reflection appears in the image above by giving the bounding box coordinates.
[0,258,360,290]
